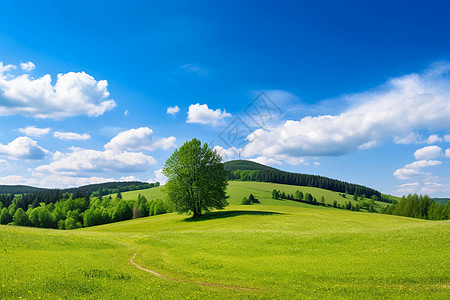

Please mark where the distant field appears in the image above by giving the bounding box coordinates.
[1,183,449,299]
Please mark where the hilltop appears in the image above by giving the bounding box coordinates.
[224,160,383,199]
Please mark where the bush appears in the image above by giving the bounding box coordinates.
[249,194,260,204]
[242,197,252,205]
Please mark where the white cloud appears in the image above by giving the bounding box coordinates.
[249,156,282,166]
[0,62,17,79]
[394,180,450,196]
[358,140,378,150]
[414,146,443,160]
[446,149,450,158]
[444,135,450,142]
[0,175,28,185]
[149,168,167,185]
[104,127,176,152]
[167,105,180,116]
[148,136,177,151]
[124,110,129,116]
[393,160,442,180]
[119,175,140,181]
[242,63,450,159]
[19,126,51,137]
[426,134,442,144]
[393,168,425,180]
[404,160,442,169]
[53,131,91,141]
[213,145,240,162]
[393,132,420,144]
[35,148,156,175]
[20,61,35,72]
[0,137,49,160]
[394,182,421,194]
[181,64,209,77]
[0,63,116,119]
[187,103,231,126]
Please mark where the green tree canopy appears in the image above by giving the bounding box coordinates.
[163,138,229,218]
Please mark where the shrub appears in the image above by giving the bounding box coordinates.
[242,197,252,205]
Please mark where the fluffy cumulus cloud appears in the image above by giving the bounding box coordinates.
[167,105,180,116]
[0,136,49,160]
[0,62,116,119]
[53,131,91,141]
[20,61,35,71]
[187,103,231,126]
[35,148,156,175]
[19,126,51,137]
[242,63,450,159]
[446,148,450,158]
[393,160,442,180]
[445,135,450,142]
[104,127,176,152]
[413,146,443,160]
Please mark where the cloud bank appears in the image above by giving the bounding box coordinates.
[0,62,116,119]
[242,63,450,160]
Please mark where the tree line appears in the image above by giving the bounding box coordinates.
[0,193,171,230]
[272,189,384,212]
[0,182,159,212]
[380,194,450,220]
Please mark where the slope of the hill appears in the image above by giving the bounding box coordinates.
[1,198,448,299]
[224,160,382,199]
[118,181,389,209]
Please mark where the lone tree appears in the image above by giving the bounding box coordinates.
[162,138,229,218]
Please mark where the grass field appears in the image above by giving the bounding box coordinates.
[1,182,449,299]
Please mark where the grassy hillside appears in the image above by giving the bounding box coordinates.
[120,181,390,209]
[1,182,449,299]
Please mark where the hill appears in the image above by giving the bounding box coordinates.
[120,181,390,211]
[1,183,448,299]
[224,160,383,200]
[0,181,157,195]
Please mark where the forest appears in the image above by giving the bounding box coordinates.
[0,180,168,230]
[381,194,450,220]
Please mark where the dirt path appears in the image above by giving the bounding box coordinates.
[129,253,259,291]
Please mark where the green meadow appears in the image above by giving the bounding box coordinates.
[1,181,449,299]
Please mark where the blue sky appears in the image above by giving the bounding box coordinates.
[1,0,450,197]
